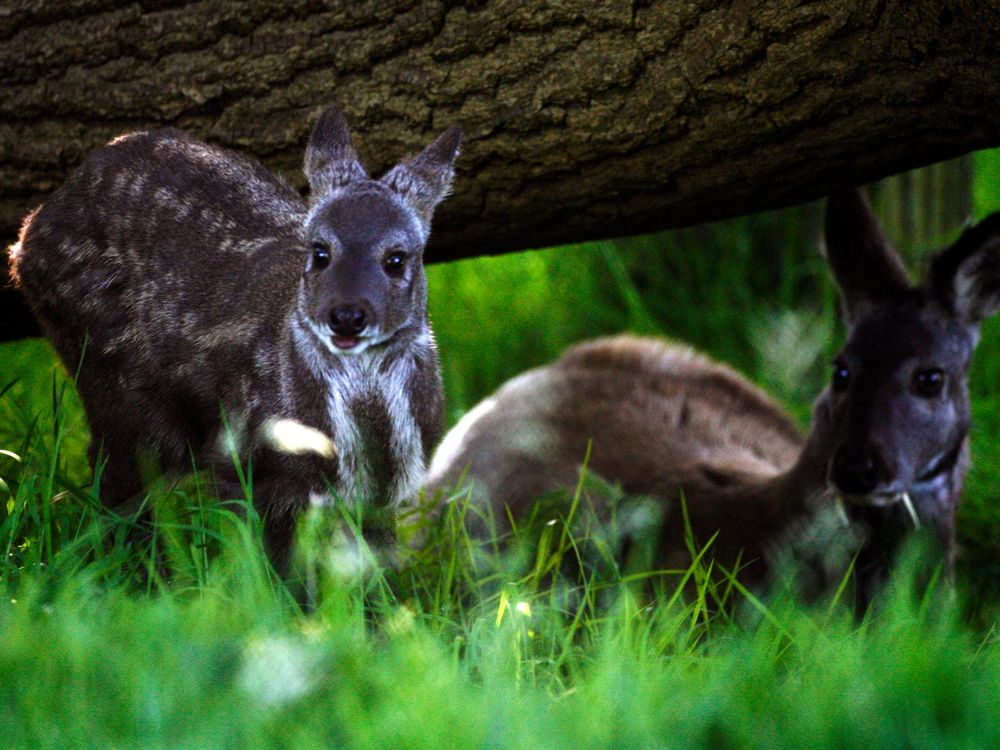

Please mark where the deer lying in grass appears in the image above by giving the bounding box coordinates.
[424,190,1000,607]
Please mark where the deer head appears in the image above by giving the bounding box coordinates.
[821,189,1000,575]
[300,106,461,355]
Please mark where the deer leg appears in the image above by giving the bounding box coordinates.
[77,370,190,512]
[87,430,144,510]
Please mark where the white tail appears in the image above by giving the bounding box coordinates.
[424,189,1000,606]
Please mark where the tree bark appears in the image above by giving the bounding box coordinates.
[3,0,1000,339]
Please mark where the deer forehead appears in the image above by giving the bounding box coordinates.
[306,186,423,252]
[842,303,975,372]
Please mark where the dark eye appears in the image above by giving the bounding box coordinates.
[383,250,408,276]
[311,241,331,270]
[912,368,945,398]
[831,362,850,393]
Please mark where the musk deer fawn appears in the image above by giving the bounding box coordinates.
[9,105,461,559]
[424,189,1000,607]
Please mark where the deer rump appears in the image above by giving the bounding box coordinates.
[11,128,314,504]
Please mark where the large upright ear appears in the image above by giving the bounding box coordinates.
[824,189,911,324]
[381,125,462,234]
[929,213,1000,326]
[304,105,367,202]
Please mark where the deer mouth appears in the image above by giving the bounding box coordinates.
[833,490,921,530]
[843,491,900,508]
[330,327,396,354]
[333,335,361,350]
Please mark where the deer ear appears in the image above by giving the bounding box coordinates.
[824,189,911,324]
[381,125,462,234]
[304,105,367,201]
[929,213,1000,326]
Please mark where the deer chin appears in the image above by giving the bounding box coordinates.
[845,491,901,508]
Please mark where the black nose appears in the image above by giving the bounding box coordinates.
[330,305,368,336]
[831,444,887,496]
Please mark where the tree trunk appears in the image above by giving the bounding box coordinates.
[3,0,999,339]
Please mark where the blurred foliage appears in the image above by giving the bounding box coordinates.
[428,203,833,427]
[974,149,1000,218]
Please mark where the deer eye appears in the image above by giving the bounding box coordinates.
[312,242,331,270]
[831,362,850,393]
[912,368,945,398]
[383,250,408,277]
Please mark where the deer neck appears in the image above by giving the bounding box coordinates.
[281,296,434,507]
[674,429,832,572]
[777,424,838,515]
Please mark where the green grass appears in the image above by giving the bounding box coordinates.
[2,152,1000,747]
[0,386,995,748]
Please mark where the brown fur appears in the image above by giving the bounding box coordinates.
[425,336,814,580]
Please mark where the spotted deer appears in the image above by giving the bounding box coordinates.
[9,105,461,560]
[424,190,1000,607]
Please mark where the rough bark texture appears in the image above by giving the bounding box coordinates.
[3,0,1000,339]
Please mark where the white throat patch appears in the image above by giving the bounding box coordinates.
[291,314,427,507]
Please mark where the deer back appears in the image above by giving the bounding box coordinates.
[425,335,804,566]
[12,128,306,377]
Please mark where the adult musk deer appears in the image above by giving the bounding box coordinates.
[9,105,461,559]
[424,190,1000,608]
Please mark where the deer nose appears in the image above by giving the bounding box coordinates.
[330,304,368,336]
[831,444,887,496]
